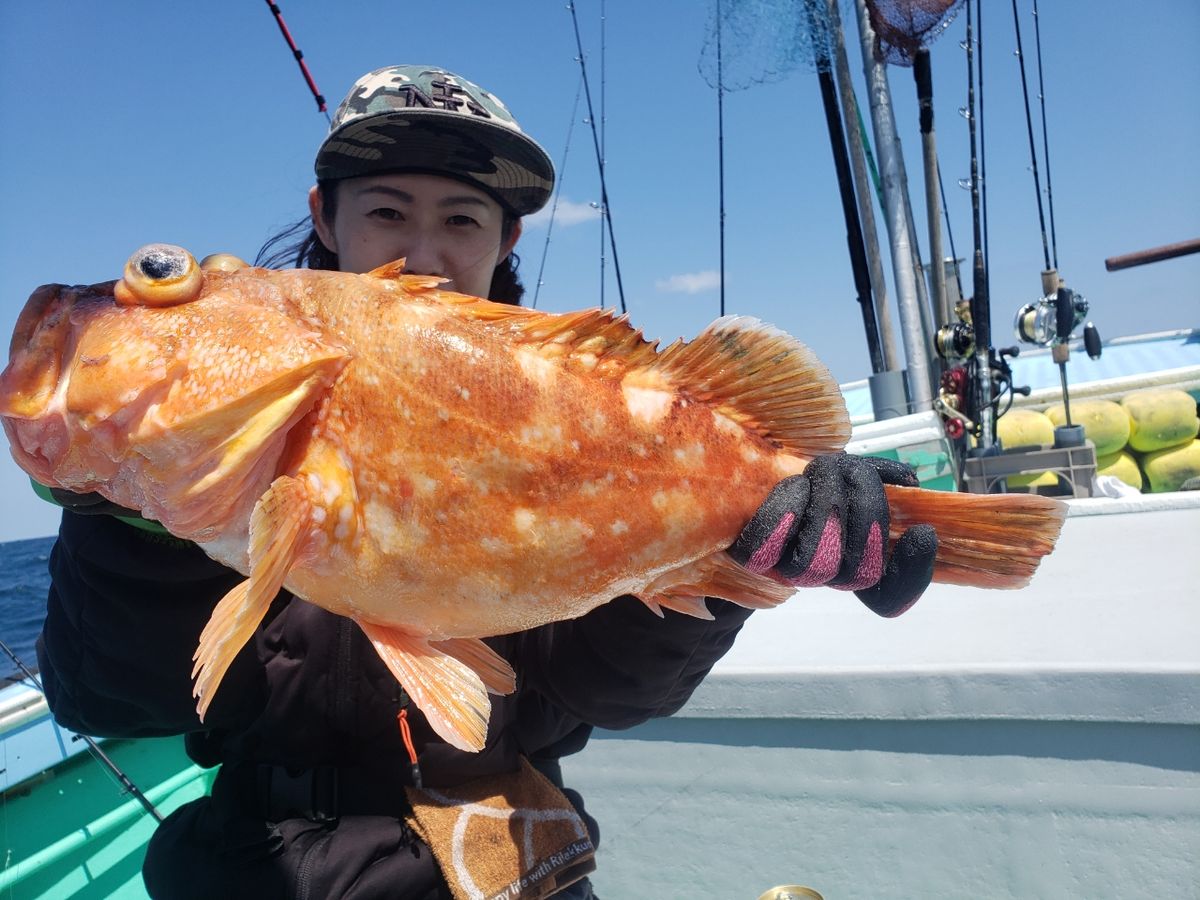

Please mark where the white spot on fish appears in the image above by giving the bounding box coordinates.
[437,408,450,422]
[712,411,743,435]
[364,500,427,554]
[458,386,470,400]
[480,536,512,555]
[520,423,564,446]
[673,443,706,467]
[513,508,536,534]
[652,490,669,511]
[412,473,438,496]
[621,381,673,426]
[516,349,557,386]
[611,521,629,535]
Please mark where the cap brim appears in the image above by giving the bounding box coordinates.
[314,110,554,216]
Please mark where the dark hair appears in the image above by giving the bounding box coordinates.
[254,179,526,305]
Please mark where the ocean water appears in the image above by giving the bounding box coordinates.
[0,536,55,681]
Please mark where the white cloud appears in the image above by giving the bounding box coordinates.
[654,270,722,294]
[524,198,602,229]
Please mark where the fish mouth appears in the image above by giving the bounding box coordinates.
[0,281,131,486]
[7,281,117,361]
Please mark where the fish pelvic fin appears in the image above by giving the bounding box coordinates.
[640,551,795,616]
[358,622,491,753]
[192,475,310,720]
[885,485,1067,589]
[431,637,516,695]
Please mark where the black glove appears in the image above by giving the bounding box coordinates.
[728,454,937,617]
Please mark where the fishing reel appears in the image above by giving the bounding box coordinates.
[934,299,975,362]
[1013,285,1089,348]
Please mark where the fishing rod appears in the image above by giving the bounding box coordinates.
[599,0,608,312]
[567,1,627,314]
[1009,0,1097,440]
[806,0,884,376]
[533,76,585,309]
[0,637,163,823]
[262,0,330,123]
[715,0,727,317]
[964,0,996,451]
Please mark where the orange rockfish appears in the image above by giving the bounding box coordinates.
[0,244,1065,751]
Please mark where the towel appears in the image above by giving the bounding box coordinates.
[406,757,596,900]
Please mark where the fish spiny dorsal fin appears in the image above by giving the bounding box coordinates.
[412,296,663,373]
[497,308,660,373]
[649,316,851,458]
[366,258,447,292]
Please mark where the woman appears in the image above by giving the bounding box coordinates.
[37,66,935,899]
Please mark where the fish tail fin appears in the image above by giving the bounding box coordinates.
[885,485,1067,589]
[651,316,851,459]
[192,474,311,720]
[640,551,795,618]
[359,622,492,753]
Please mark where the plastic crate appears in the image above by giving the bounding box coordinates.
[964,443,1097,498]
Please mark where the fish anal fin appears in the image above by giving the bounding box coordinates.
[431,637,516,696]
[639,551,794,614]
[639,594,715,621]
[358,621,491,753]
[192,475,311,719]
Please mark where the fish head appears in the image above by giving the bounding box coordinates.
[0,244,349,538]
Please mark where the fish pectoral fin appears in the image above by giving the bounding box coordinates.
[357,621,491,753]
[431,637,516,696]
[192,475,311,720]
[639,551,795,615]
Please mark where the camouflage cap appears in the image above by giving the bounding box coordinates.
[315,65,555,217]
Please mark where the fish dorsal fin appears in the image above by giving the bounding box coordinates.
[192,475,311,720]
[488,310,850,459]
[648,316,850,458]
[366,258,447,292]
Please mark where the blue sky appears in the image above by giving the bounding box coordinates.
[1,0,1197,542]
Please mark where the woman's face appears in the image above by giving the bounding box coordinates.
[309,172,521,299]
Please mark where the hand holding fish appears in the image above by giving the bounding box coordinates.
[730,454,937,618]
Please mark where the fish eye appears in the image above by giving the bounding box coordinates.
[114,243,203,307]
[199,252,249,273]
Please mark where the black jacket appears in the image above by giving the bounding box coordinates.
[38,511,753,898]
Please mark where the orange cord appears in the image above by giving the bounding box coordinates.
[397,709,418,764]
[397,708,423,787]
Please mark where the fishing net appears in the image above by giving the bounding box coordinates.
[863,0,964,65]
[698,0,963,88]
[698,0,838,89]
